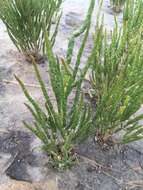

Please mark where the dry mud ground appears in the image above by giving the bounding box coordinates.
[0,0,143,190]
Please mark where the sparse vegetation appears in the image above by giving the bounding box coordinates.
[2,0,143,171]
[15,0,95,170]
[123,0,143,37]
[0,0,62,62]
[90,18,143,144]
[1,0,143,189]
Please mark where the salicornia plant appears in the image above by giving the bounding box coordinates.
[90,20,143,144]
[15,0,95,170]
[123,0,143,38]
[0,0,62,62]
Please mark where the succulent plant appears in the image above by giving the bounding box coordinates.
[16,0,95,170]
[90,19,143,144]
[0,0,62,62]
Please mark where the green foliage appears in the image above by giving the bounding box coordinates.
[66,0,95,65]
[110,0,126,12]
[15,0,95,170]
[0,0,62,61]
[123,0,143,37]
[90,21,143,144]
[15,40,92,170]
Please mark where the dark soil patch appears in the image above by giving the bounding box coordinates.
[58,139,143,190]
[0,131,35,182]
[0,132,143,189]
